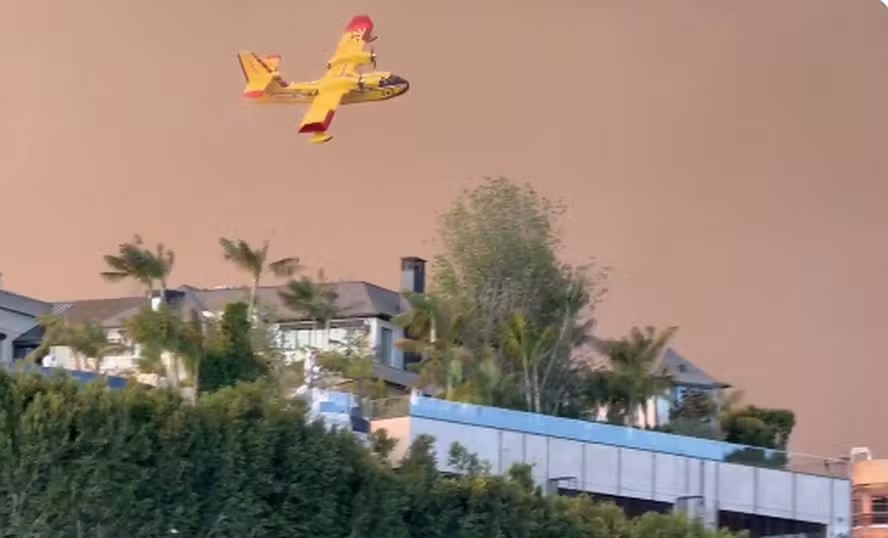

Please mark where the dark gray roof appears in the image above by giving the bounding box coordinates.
[54,297,147,328]
[188,282,407,321]
[51,281,407,328]
[14,323,45,345]
[0,290,53,318]
[660,347,730,389]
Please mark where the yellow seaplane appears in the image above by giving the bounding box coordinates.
[237,15,409,144]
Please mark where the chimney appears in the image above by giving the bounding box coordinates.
[400,257,426,294]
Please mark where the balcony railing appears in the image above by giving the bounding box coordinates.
[366,396,410,419]
[407,395,850,479]
[853,512,888,527]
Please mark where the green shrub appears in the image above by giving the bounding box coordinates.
[0,370,745,537]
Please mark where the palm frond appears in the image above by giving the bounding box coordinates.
[100,270,130,283]
[268,257,301,278]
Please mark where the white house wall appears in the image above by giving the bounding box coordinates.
[365,318,404,369]
[407,396,851,536]
[276,317,404,369]
[36,315,406,386]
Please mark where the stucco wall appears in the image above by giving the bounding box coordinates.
[371,416,411,464]
[407,396,851,536]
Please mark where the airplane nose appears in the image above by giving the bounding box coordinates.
[385,75,407,86]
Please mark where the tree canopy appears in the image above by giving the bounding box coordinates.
[395,176,796,452]
[0,370,745,537]
[397,177,608,416]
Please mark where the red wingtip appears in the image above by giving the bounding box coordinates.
[345,15,374,40]
[298,111,336,133]
[243,90,265,98]
[267,54,281,61]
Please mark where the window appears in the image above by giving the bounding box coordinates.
[377,327,392,365]
[872,496,888,524]
[12,345,37,360]
[277,329,301,350]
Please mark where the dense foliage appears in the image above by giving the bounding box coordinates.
[199,302,269,394]
[394,177,797,452]
[396,177,606,416]
[0,371,744,537]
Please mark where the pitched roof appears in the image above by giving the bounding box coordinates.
[660,347,730,389]
[14,323,46,345]
[51,281,407,327]
[187,281,406,321]
[587,337,730,390]
[54,296,147,327]
[0,289,53,318]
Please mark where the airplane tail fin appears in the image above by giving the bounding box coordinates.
[237,52,281,98]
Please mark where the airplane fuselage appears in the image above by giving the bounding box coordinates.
[247,71,409,106]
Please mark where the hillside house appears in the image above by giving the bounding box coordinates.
[39,257,427,391]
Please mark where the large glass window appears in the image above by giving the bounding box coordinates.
[871,496,888,524]
[377,327,392,365]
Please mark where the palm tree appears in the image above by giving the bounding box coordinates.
[218,237,300,318]
[395,292,481,401]
[23,314,68,366]
[153,240,175,301]
[395,291,440,344]
[124,304,207,398]
[278,270,340,387]
[101,234,175,304]
[65,321,127,373]
[23,315,124,373]
[600,325,677,428]
[501,311,555,413]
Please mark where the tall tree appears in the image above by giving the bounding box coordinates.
[432,177,605,347]
[218,237,300,318]
[428,177,606,414]
[101,234,175,303]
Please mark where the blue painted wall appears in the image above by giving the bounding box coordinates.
[409,395,784,465]
[2,362,133,390]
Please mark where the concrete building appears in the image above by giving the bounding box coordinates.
[373,394,852,538]
[850,448,888,538]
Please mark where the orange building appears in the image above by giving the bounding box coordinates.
[852,448,888,538]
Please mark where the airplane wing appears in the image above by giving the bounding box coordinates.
[326,15,376,77]
[297,86,350,135]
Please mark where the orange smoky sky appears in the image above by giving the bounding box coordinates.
[1,0,887,457]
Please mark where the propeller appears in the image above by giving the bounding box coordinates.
[369,48,377,69]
